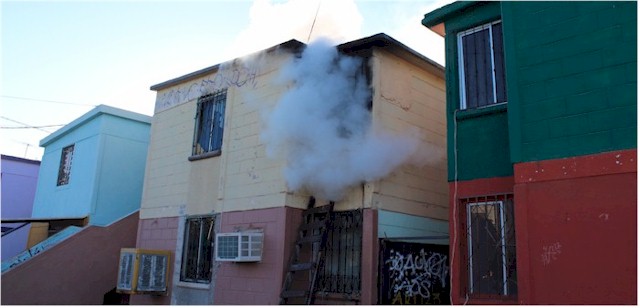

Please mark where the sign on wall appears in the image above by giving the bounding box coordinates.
[379,240,450,305]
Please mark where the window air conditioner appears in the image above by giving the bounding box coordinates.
[215,231,263,262]
[116,248,171,295]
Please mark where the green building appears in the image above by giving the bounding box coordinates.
[422,1,636,304]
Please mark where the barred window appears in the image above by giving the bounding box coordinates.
[462,194,517,297]
[192,90,227,156]
[180,216,215,283]
[317,210,362,296]
[457,20,507,109]
[57,144,74,186]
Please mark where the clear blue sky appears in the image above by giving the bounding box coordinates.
[1,0,449,160]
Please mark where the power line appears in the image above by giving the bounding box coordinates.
[1,124,65,129]
[0,116,55,133]
[1,95,97,107]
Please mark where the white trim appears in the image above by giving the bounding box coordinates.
[456,20,503,110]
[498,201,508,295]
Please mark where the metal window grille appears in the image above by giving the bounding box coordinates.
[457,20,507,110]
[57,144,74,186]
[180,216,215,283]
[192,90,227,155]
[461,194,517,297]
[317,210,362,295]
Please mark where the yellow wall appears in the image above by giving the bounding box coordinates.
[369,49,448,220]
[142,46,447,220]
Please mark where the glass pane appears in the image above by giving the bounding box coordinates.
[469,202,504,295]
[462,28,493,108]
[181,219,201,281]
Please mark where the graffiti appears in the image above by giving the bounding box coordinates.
[380,241,450,305]
[155,64,259,113]
[541,242,562,266]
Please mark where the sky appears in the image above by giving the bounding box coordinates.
[1,0,451,161]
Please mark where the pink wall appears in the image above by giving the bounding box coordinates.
[129,216,178,305]
[0,211,138,304]
[213,206,301,305]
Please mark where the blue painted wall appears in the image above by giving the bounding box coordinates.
[378,210,449,245]
[32,106,151,226]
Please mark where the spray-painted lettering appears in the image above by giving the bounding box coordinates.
[541,242,562,266]
[155,65,259,113]
[385,248,449,304]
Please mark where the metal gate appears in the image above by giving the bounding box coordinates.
[379,240,450,305]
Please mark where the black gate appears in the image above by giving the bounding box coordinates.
[379,240,450,305]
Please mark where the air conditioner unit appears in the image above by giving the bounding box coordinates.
[215,231,263,262]
[116,248,171,295]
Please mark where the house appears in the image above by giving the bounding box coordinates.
[1,105,151,304]
[1,155,40,261]
[422,1,636,305]
[130,33,448,305]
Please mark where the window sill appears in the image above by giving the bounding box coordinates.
[456,102,507,121]
[176,281,210,290]
[188,150,221,161]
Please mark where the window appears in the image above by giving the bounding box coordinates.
[180,216,215,283]
[317,210,362,295]
[192,89,227,157]
[457,20,507,109]
[463,195,517,297]
[57,144,74,186]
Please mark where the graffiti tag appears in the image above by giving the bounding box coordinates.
[385,248,449,304]
[541,242,562,266]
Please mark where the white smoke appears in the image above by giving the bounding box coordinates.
[261,39,424,201]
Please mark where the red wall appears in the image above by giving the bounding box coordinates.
[0,212,139,304]
[514,149,637,304]
[448,150,637,305]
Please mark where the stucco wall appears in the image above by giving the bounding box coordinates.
[0,212,139,304]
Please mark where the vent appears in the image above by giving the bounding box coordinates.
[215,231,263,262]
[116,248,171,295]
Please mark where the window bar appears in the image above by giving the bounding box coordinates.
[466,198,474,294]
[499,201,508,295]
[196,219,204,280]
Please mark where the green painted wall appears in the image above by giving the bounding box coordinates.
[433,1,636,181]
[442,2,511,181]
[502,1,637,162]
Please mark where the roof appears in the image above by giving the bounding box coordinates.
[150,39,305,91]
[422,1,481,36]
[150,33,445,91]
[1,155,41,165]
[338,33,444,79]
[40,105,152,147]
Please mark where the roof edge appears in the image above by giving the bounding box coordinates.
[150,39,305,91]
[338,33,445,79]
[422,1,479,28]
[40,105,152,147]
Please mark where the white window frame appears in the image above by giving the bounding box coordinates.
[466,200,509,296]
[457,20,505,110]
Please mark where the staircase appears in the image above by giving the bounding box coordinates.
[280,197,334,305]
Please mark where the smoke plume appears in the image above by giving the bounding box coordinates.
[261,39,425,201]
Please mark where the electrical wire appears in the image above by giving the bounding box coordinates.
[306,0,321,43]
[1,95,97,107]
[0,116,55,133]
[1,124,65,129]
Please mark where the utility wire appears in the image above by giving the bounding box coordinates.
[1,124,65,129]
[1,95,97,107]
[307,0,322,43]
[0,116,55,133]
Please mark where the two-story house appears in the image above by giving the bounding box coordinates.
[422,1,636,305]
[130,33,449,305]
[1,105,151,304]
